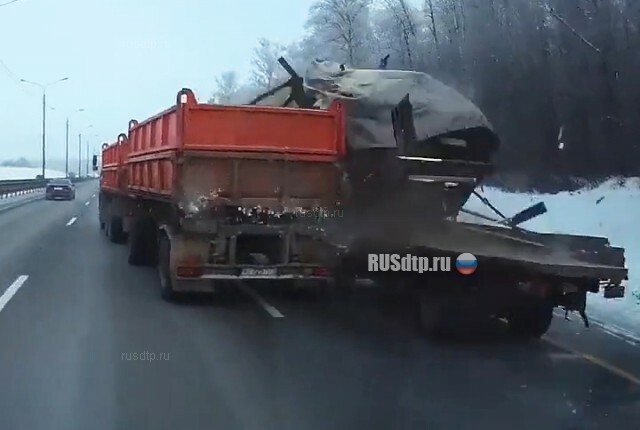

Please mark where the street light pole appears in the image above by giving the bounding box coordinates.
[64,108,85,178]
[20,77,69,179]
[65,117,69,176]
[78,133,82,178]
[41,92,46,178]
[86,142,89,177]
[78,125,93,177]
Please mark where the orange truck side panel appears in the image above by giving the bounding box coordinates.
[101,88,346,207]
[100,134,129,194]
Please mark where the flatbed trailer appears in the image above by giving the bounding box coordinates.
[98,88,346,300]
[336,216,627,339]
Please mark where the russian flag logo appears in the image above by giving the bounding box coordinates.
[456,253,477,275]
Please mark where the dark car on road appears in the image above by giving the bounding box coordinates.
[45,178,76,200]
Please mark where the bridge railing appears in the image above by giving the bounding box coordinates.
[0,177,95,199]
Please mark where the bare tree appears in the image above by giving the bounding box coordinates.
[251,38,288,90]
[306,0,373,65]
[209,71,240,104]
[424,0,440,54]
[381,0,418,68]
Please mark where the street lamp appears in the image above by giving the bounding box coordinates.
[20,77,69,178]
[79,125,93,178]
[50,106,85,177]
[67,109,85,177]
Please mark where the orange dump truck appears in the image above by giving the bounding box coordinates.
[98,88,346,300]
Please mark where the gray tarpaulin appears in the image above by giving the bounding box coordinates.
[253,59,494,150]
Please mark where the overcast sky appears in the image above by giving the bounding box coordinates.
[0,0,316,161]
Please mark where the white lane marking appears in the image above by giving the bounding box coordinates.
[238,283,284,318]
[554,310,640,346]
[66,217,77,226]
[547,352,582,361]
[592,320,640,346]
[92,194,96,198]
[85,201,90,206]
[0,275,29,313]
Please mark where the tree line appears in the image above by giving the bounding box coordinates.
[1,157,32,168]
[210,0,640,192]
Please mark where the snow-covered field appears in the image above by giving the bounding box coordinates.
[0,166,66,180]
[462,178,639,337]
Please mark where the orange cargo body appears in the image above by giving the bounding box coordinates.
[125,88,346,210]
[100,134,129,193]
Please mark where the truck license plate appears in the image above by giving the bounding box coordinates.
[241,268,277,277]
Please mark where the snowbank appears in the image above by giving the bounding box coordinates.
[0,167,66,180]
[461,178,640,335]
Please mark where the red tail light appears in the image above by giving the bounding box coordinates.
[176,266,203,277]
[311,267,330,277]
[177,255,203,277]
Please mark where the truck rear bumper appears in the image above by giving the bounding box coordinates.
[172,270,330,293]
[196,274,329,280]
[176,264,331,282]
[172,280,217,293]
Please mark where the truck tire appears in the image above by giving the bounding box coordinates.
[158,234,177,302]
[98,195,105,230]
[107,216,126,244]
[507,302,554,339]
[128,218,157,266]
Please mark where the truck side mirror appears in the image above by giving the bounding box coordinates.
[92,155,98,171]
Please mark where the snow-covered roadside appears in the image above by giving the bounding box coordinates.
[0,167,66,180]
[460,178,639,336]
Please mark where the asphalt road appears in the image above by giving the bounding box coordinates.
[0,180,639,430]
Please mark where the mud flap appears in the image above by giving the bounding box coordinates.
[560,290,590,328]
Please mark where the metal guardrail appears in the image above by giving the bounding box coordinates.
[0,177,95,199]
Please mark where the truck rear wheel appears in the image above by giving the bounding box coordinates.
[98,194,105,230]
[158,234,177,302]
[507,302,554,339]
[128,218,158,266]
[107,216,126,244]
